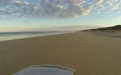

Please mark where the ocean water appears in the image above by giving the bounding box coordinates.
[0,31,71,41]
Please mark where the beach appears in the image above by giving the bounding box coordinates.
[0,31,121,75]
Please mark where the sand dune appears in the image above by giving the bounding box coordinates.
[0,32,121,75]
[91,30,121,38]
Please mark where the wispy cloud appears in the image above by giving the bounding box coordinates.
[0,0,121,20]
[107,0,121,10]
[117,16,121,19]
[7,26,17,28]
[28,25,101,31]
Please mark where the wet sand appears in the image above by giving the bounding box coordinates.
[0,32,121,75]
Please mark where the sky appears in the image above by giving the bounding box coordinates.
[0,0,121,32]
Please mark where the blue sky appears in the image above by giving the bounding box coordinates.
[0,0,121,32]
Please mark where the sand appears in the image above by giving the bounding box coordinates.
[0,32,121,75]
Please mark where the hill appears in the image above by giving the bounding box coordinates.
[83,25,121,31]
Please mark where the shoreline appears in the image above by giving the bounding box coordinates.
[0,31,75,42]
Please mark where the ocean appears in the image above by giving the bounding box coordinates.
[0,31,71,41]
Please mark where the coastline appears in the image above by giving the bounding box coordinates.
[0,31,74,42]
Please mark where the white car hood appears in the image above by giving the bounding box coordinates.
[14,67,74,75]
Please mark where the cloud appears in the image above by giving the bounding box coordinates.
[117,16,121,19]
[93,0,103,4]
[23,20,28,22]
[107,0,121,10]
[7,26,17,28]
[0,0,121,20]
[30,25,101,31]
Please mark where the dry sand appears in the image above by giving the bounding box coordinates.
[0,32,121,75]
